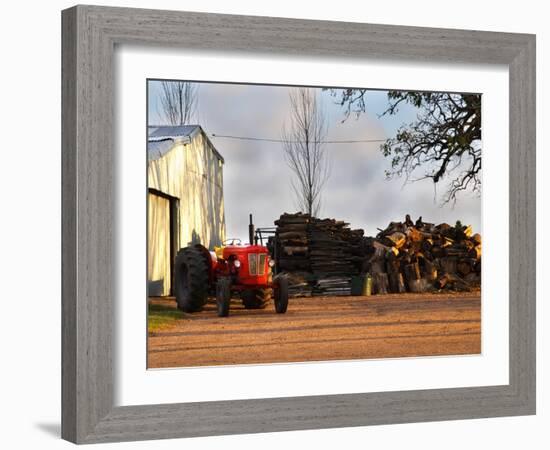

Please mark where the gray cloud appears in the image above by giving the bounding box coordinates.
[149,81,481,241]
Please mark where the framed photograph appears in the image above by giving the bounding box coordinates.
[62,5,536,444]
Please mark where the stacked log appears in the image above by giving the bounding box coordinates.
[273,213,481,297]
[283,271,316,298]
[274,213,364,296]
[314,276,352,296]
[309,218,365,296]
[365,215,482,294]
[274,213,312,296]
[274,213,311,273]
[308,218,362,276]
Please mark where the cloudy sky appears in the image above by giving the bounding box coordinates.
[148,81,481,242]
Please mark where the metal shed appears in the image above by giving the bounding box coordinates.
[147,125,226,296]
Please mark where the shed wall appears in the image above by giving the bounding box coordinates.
[147,131,225,295]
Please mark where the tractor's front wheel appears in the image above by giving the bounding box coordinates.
[174,247,209,313]
[241,289,269,309]
[216,277,231,317]
[273,275,289,314]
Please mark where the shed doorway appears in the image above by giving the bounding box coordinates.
[147,189,179,296]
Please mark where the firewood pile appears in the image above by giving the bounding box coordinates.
[274,213,364,296]
[365,215,481,294]
[273,212,482,297]
[274,212,310,275]
[309,219,363,273]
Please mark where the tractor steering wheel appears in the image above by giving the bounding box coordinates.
[223,238,242,246]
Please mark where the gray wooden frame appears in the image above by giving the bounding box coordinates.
[62,5,536,444]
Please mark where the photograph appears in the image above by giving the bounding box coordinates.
[1,0,540,446]
[146,80,482,369]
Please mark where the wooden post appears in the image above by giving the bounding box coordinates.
[422,259,438,281]
[373,273,389,295]
[386,259,406,293]
[403,262,421,282]
[439,257,458,274]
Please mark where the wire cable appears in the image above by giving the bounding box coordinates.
[209,133,386,144]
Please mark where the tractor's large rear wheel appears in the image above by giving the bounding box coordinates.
[174,247,209,312]
[273,275,289,314]
[241,289,269,309]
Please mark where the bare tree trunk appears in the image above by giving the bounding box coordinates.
[159,81,198,126]
[281,88,330,217]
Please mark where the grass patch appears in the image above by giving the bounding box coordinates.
[148,302,183,333]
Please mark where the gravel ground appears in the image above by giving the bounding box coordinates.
[147,291,481,368]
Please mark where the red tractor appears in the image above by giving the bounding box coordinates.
[174,215,288,317]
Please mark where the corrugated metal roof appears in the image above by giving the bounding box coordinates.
[147,125,224,163]
[147,139,178,161]
[148,125,200,141]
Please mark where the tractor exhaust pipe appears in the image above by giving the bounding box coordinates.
[249,214,255,245]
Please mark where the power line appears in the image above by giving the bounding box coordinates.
[209,133,386,144]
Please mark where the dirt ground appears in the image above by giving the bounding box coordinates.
[147,291,480,368]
